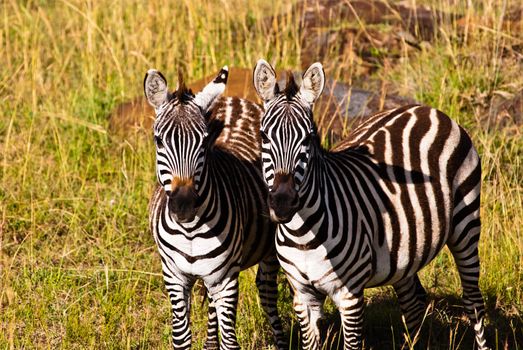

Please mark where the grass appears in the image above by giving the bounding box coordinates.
[0,0,522,349]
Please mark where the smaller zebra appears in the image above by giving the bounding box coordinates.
[253,59,489,350]
[145,67,287,349]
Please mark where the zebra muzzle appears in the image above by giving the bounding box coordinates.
[268,173,300,223]
[167,184,199,223]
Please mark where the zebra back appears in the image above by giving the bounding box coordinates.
[208,96,264,162]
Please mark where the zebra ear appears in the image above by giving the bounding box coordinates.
[300,62,325,105]
[253,59,277,102]
[144,69,169,109]
[194,66,228,113]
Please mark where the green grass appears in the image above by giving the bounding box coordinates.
[0,0,522,349]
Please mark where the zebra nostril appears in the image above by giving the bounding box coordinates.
[290,194,299,207]
[268,189,299,209]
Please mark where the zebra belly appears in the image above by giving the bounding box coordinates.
[365,218,451,287]
[361,168,453,287]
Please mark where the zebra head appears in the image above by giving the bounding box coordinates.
[253,59,325,223]
[144,67,228,223]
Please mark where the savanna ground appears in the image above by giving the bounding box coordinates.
[0,0,522,349]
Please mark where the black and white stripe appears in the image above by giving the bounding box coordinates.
[145,67,287,349]
[253,59,488,350]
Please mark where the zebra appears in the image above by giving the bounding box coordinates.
[144,66,287,350]
[252,59,489,350]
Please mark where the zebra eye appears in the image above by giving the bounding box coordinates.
[154,135,164,149]
[201,131,211,148]
[302,133,312,145]
[202,131,210,143]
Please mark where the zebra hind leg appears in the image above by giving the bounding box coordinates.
[392,274,428,344]
[447,181,489,350]
[447,236,489,350]
[203,295,219,350]
[256,255,288,349]
[446,154,489,349]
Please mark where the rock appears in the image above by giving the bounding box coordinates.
[485,89,523,134]
[457,4,523,34]
[505,5,523,31]
[266,0,460,77]
[314,78,416,141]
[108,67,415,143]
[296,0,451,40]
[190,67,266,102]
[300,25,418,78]
[108,96,153,137]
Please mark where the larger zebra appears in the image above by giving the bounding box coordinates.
[145,67,287,349]
[252,59,488,350]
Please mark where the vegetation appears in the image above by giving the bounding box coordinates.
[0,0,521,349]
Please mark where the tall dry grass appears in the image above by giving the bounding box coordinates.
[0,0,521,349]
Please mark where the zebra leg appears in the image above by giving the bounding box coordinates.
[166,281,194,349]
[256,255,288,349]
[392,274,427,342]
[447,191,489,350]
[204,295,219,350]
[293,291,323,350]
[209,275,241,350]
[335,289,365,350]
[448,240,489,350]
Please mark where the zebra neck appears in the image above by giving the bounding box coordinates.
[286,148,363,248]
[193,161,220,220]
[296,141,327,216]
[299,138,326,195]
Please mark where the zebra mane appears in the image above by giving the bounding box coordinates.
[283,71,299,99]
[172,70,194,103]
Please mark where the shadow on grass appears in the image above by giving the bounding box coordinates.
[286,292,522,350]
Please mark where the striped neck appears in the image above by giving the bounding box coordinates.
[195,151,218,218]
[293,137,327,222]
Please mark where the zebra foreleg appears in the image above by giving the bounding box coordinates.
[256,256,288,349]
[293,291,323,350]
[392,274,428,344]
[209,275,241,350]
[204,295,219,350]
[166,282,194,350]
[336,290,365,350]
